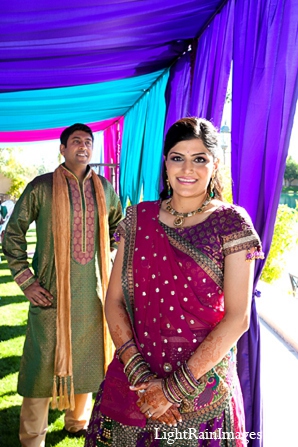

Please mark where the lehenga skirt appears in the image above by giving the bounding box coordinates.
[84,381,247,447]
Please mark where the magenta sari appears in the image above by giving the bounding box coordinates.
[85,201,261,447]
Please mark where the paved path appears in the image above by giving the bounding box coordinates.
[260,320,298,447]
[255,275,298,446]
[256,280,298,352]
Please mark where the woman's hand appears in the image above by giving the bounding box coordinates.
[156,405,182,426]
[131,380,182,425]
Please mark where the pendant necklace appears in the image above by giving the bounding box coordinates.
[165,196,212,227]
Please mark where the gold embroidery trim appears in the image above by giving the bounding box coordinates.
[223,234,258,250]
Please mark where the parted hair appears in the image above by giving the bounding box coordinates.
[160,117,223,200]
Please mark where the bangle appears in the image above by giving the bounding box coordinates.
[162,362,200,403]
[123,353,142,373]
[182,362,200,388]
[162,378,182,404]
[116,338,136,362]
[124,352,153,386]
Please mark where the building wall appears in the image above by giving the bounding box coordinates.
[284,178,298,187]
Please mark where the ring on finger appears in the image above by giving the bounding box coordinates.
[147,410,152,418]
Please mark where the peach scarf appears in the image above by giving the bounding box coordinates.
[51,165,112,410]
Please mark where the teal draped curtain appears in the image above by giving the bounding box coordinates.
[120,70,169,208]
[0,71,164,132]
[142,71,169,202]
[120,95,149,207]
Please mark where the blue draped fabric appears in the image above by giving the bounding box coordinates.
[232,1,298,445]
[120,94,149,207]
[142,71,170,201]
[120,71,169,207]
[0,71,164,132]
[189,0,234,129]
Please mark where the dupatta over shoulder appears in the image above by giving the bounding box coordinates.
[100,201,248,428]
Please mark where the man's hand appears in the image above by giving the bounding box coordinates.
[23,280,54,307]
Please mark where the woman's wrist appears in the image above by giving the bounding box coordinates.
[162,362,201,404]
[124,352,155,385]
[116,338,138,364]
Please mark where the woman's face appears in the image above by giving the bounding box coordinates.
[165,138,218,200]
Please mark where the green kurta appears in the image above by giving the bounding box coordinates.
[3,165,122,397]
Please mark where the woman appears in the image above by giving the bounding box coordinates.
[85,118,264,447]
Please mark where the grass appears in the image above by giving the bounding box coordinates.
[0,229,87,446]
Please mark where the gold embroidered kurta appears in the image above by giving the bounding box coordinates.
[3,165,122,397]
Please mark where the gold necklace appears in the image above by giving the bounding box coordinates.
[165,196,212,227]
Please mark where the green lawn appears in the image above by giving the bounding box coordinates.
[0,229,86,446]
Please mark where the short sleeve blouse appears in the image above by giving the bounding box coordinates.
[115,202,263,268]
[173,204,263,270]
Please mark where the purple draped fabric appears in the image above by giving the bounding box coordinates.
[232,1,298,445]
[164,50,192,135]
[189,0,234,129]
[1,0,227,92]
[162,0,233,188]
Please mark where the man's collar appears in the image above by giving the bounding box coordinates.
[60,163,92,181]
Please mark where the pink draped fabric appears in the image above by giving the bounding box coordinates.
[133,206,224,378]
[0,118,120,143]
[103,117,123,188]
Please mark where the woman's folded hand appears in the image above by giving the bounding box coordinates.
[130,379,182,426]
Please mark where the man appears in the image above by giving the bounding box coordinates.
[2,123,122,446]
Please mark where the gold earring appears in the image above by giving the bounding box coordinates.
[209,175,215,198]
[166,176,171,196]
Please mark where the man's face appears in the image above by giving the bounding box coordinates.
[60,130,93,171]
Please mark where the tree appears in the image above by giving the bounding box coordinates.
[284,156,298,186]
[0,147,46,200]
[261,204,298,283]
[221,165,233,203]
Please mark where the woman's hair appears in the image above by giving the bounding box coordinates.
[160,117,224,200]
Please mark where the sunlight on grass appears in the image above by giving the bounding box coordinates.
[0,372,21,408]
[0,335,26,357]
[0,232,88,446]
[1,301,29,324]
[53,439,85,447]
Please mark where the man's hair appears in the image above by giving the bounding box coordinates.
[60,123,94,146]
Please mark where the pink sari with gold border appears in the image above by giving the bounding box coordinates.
[86,200,262,447]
